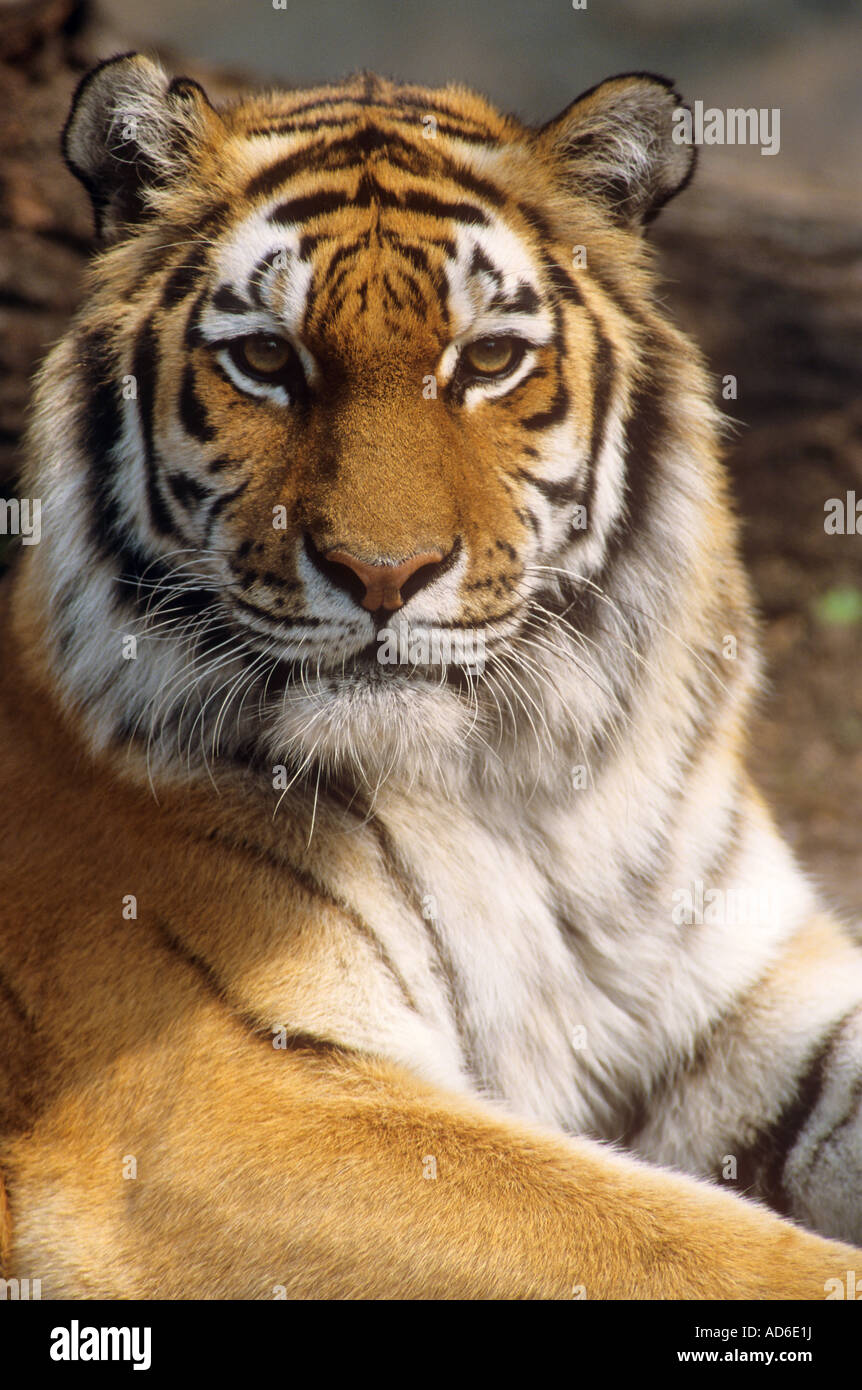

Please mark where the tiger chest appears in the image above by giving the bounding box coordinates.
[311,789,645,1138]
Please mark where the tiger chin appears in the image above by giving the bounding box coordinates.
[0,53,860,1301]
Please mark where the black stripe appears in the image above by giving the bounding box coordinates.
[600,367,663,569]
[260,570,299,592]
[76,332,223,632]
[248,846,420,1017]
[297,224,451,278]
[396,269,426,314]
[76,327,126,556]
[270,179,489,229]
[542,256,586,309]
[794,1004,862,1184]
[212,285,252,315]
[183,287,210,349]
[131,317,174,538]
[316,258,356,312]
[204,479,249,547]
[613,998,751,1153]
[0,964,31,1029]
[521,380,570,432]
[526,255,617,528]
[244,138,329,199]
[152,914,256,1021]
[470,244,501,283]
[247,249,286,307]
[319,237,370,284]
[490,281,541,315]
[581,331,615,519]
[53,577,82,659]
[320,138,433,183]
[151,916,345,1056]
[382,270,403,310]
[245,89,379,122]
[363,812,476,1073]
[191,200,231,238]
[179,361,215,442]
[804,1078,862,1186]
[398,187,488,225]
[125,554,221,628]
[419,148,505,208]
[275,127,435,179]
[166,470,213,511]
[511,366,548,393]
[75,337,224,635]
[232,595,324,627]
[516,463,581,507]
[270,188,351,225]
[325,278,367,324]
[735,1014,859,1216]
[382,229,456,263]
[296,232,326,260]
[504,286,584,503]
[247,100,496,145]
[160,245,209,311]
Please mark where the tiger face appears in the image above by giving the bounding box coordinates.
[34,56,719,788]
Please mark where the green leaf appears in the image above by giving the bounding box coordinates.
[812,586,862,628]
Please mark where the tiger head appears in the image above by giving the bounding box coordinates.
[21,55,749,794]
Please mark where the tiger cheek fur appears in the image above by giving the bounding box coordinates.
[0,52,860,1300]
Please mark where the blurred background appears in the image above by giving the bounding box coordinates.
[1,0,860,915]
[93,0,862,186]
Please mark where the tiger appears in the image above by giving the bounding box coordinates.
[0,50,860,1301]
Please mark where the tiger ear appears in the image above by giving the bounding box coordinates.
[62,52,219,244]
[537,72,695,228]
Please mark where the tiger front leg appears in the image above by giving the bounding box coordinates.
[5,1046,861,1300]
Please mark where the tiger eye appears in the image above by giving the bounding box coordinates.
[238,334,293,376]
[462,336,518,376]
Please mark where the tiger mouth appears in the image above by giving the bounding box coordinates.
[240,642,484,692]
[225,607,493,682]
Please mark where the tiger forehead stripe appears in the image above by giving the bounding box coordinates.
[267,180,491,230]
[244,138,331,200]
[241,83,502,127]
[243,92,505,144]
[248,113,500,145]
[245,125,508,209]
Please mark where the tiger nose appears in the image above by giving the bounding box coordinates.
[324,548,445,611]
